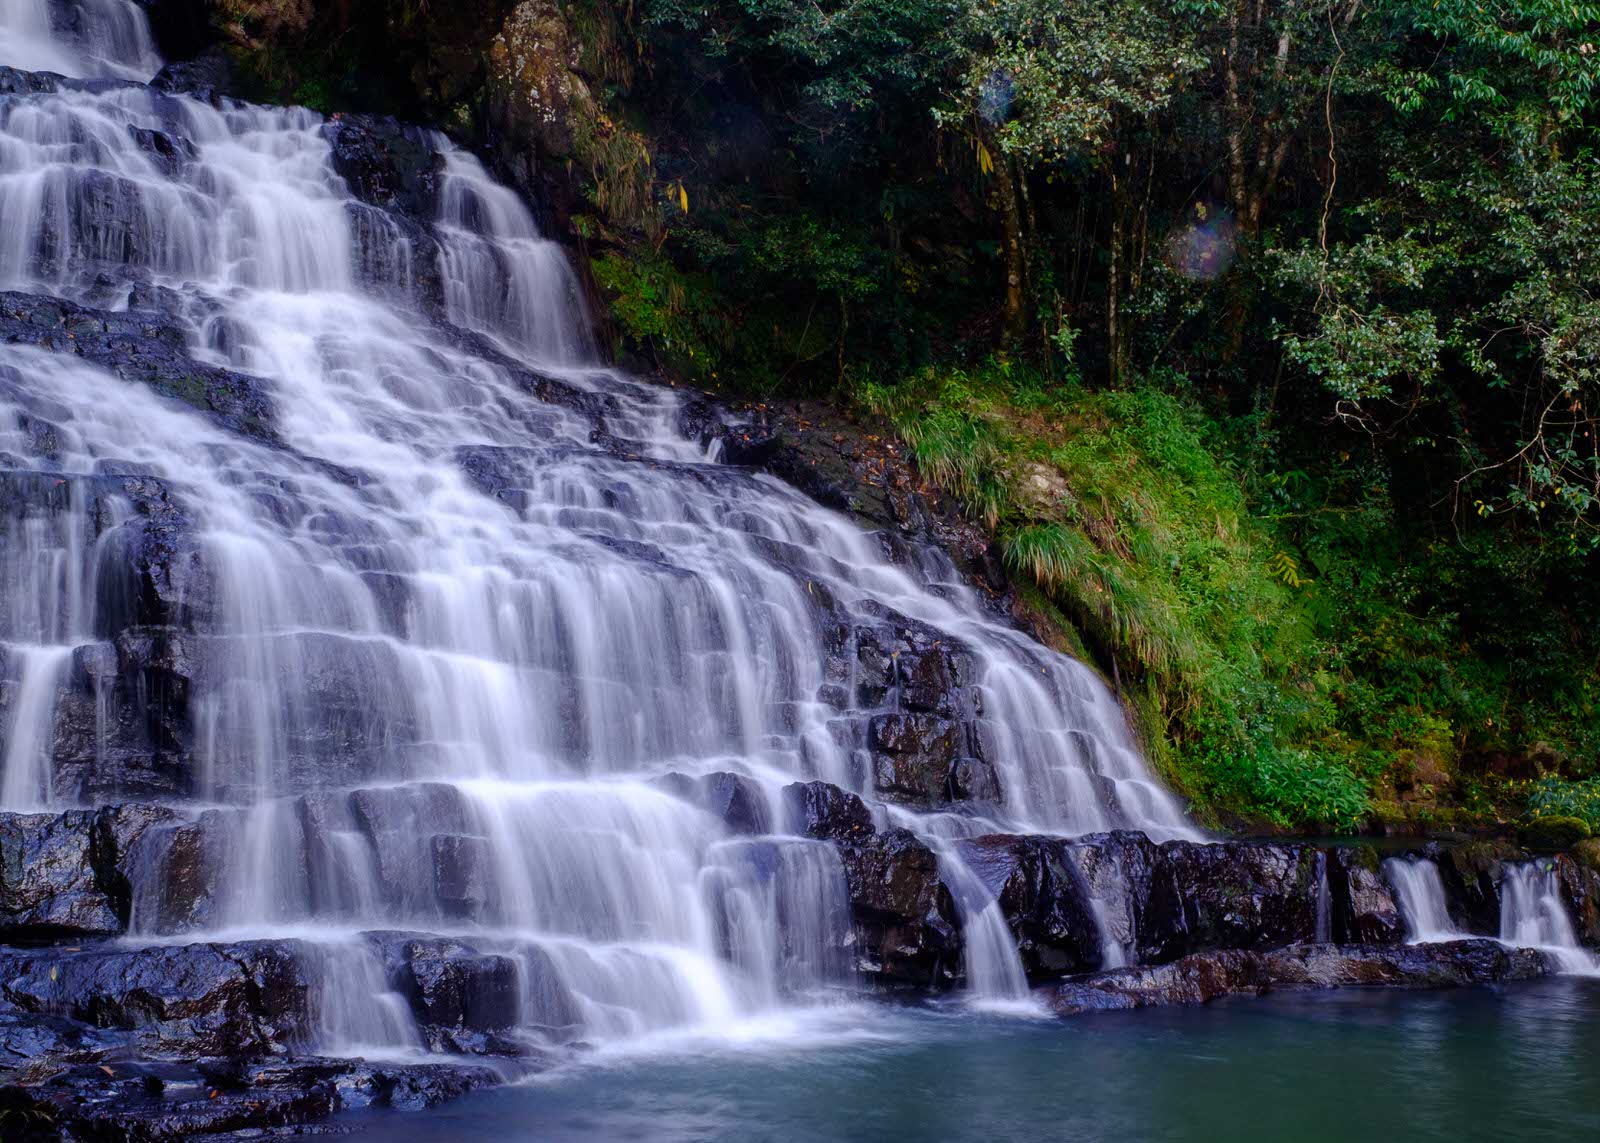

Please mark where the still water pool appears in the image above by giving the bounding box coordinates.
[353,979,1600,1142]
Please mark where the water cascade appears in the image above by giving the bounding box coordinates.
[1384,858,1463,944]
[1499,863,1600,977]
[1313,850,1332,945]
[0,0,1198,1056]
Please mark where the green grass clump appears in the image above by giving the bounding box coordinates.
[859,362,1368,830]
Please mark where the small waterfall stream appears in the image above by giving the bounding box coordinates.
[0,0,1202,1050]
[1384,858,1463,944]
[1499,863,1600,977]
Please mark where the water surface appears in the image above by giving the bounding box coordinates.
[353,980,1600,1142]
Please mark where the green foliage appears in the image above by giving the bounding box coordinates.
[1527,777,1600,834]
[567,0,1600,832]
[860,364,1377,829]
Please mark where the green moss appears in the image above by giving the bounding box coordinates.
[1573,837,1600,871]
[1517,815,1593,851]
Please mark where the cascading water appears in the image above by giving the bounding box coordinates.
[1384,857,1462,944]
[0,0,1197,1055]
[1499,863,1600,977]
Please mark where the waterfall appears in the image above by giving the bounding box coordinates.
[1384,858,1463,944]
[1499,863,1600,977]
[0,0,1198,1050]
[1313,850,1332,945]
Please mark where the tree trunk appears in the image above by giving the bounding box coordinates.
[994,154,1027,350]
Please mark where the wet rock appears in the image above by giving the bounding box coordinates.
[660,770,772,835]
[366,932,521,1054]
[1139,839,1320,962]
[24,1058,337,1139]
[51,628,199,801]
[783,780,873,842]
[128,813,221,934]
[1263,939,1551,988]
[126,123,197,178]
[1048,949,1269,1014]
[0,66,63,95]
[4,1053,504,1139]
[0,291,280,446]
[432,834,492,918]
[0,941,313,1058]
[350,783,471,907]
[0,810,121,938]
[836,828,959,987]
[1327,845,1403,944]
[1553,853,1600,947]
[1045,939,1551,1016]
[339,1059,504,1112]
[150,44,233,100]
[868,712,962,806]
[0,1012,124,1081]
[323,113,444,222]
[1436,839,1528,934]
[957,835,1102,976]
[0,804,178,939]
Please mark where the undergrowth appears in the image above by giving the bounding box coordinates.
[851,362,1600,832]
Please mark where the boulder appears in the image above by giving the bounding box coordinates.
[661,770,772,835]
[783,780,873,841]
[431,833,492,918]
[1436,839,1527,934]
[485,0,597,165]
[868,713,962,806]
[0,810,122,938]
[1327,845,1403,944]
[836,828,959,987]
[0,941,313,1058]
[956,835,1102,976]
[1046,939,1551,1017]
[1518,816,1593,851]
[1553,853,1600,947]
[1262,939,1550,988]
[323,114,443,222]
[1048,948,1269,1014]
[1139,839,1320,962]
[0,804,179,939]
[366,932,522,1055]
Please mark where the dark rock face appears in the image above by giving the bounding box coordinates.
[0,804,177,939]
[0,941,312,1058]
[1046,939,1551,1016]
[1327,845,1403,943]
[1262,940,1551,988]
[869,713,964,806]
[784,780,873,842]
[0,292,279,445]
[324,114,444,222]
[836,827,960,987]
[1435,840,1528,934]
[1554,854,1600,947]
[660,770,773,835]
[1049,948,1270,1014]
[0,1054,503,1140]
[957,835,1102,975]
[1141,839,1320,962]
[366,932,522,1055]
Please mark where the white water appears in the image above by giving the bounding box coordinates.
[1384,858,1463,944]
[1499,863,1600,977]
[0,0,1197,1051]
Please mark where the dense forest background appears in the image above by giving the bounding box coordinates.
[152,0,1600,836]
